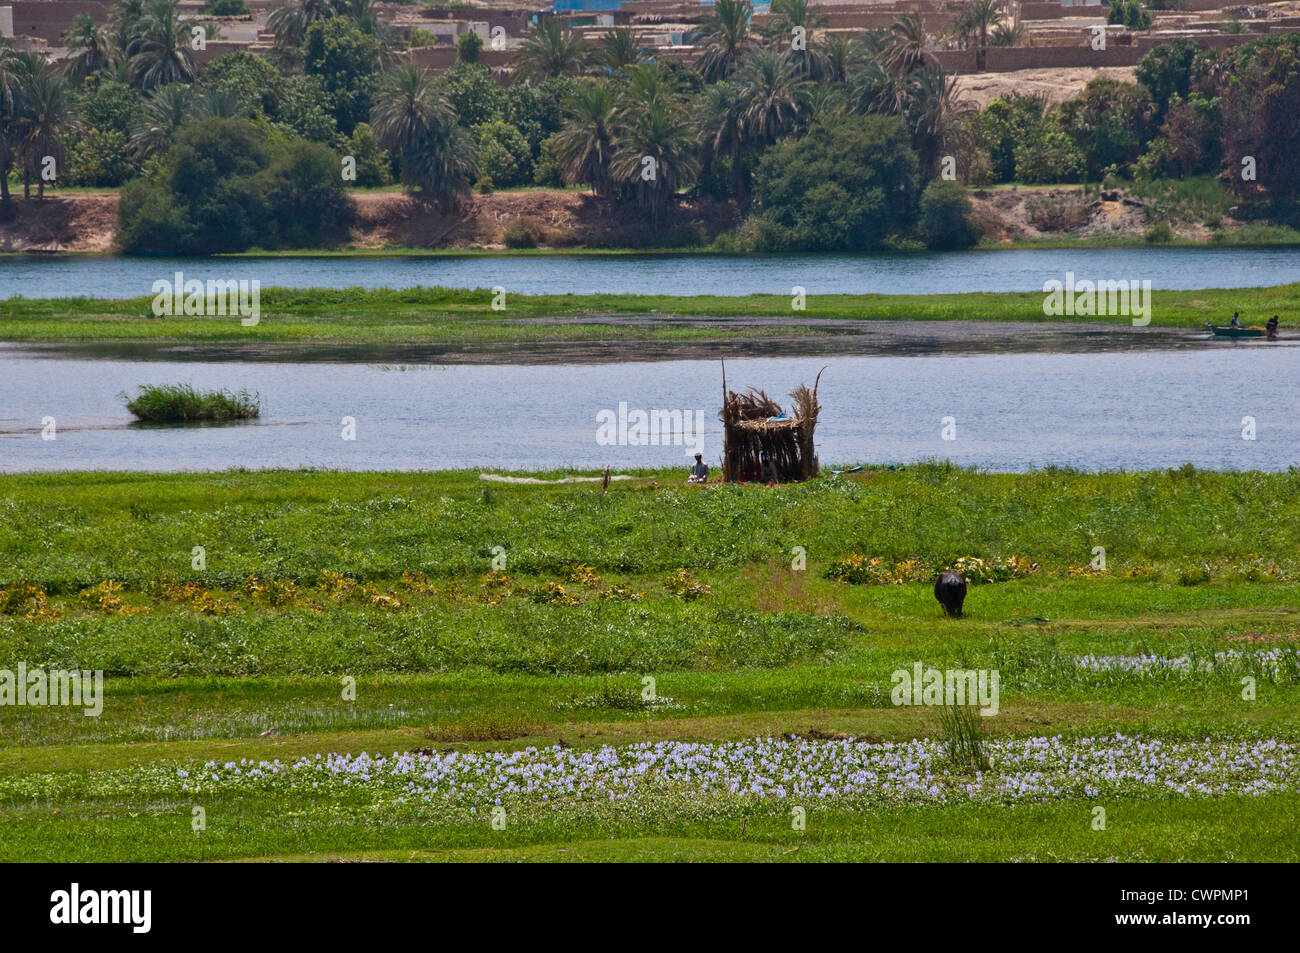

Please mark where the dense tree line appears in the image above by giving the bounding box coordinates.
[7,0,1300,250]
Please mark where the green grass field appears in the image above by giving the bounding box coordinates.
[0,466,1297,861]
[1,282,1296,346]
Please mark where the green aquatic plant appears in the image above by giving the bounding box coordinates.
[122,383,261,422]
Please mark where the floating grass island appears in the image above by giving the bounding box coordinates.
[122,384,261,423]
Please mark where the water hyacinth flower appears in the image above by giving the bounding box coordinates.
[174,734,1298,809]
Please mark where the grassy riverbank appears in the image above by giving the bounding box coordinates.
[2,283,1297,347]
[1,467,1297,861]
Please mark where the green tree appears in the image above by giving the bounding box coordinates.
[981,92,1048,182]
[119,118,350,252]
[750,115,919,250]
[919,179,979,248]
[457,29,483,64]
[696,0,753,82]
[18,70,80,198]
[601,29,645,71]
[610,102,698,226]
[1135,39,1199,117]
[64,14,121,85]
[344,120,390,186]
[268,0,334,50]
[1013,110,1083,183]
[694,79,746,199]
[552,80,616,194]
[735,49,808,149]
[370,63,477,209]
[1059,77,1155,178]
[764,0,829,79]
[129,83,198,158]
[126,0,197,91]
[514,20,589,84]
[441,60,505,129]
[476,119,532,187]
[303,17,382,135]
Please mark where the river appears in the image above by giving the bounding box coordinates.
[2,345,1295,473]
[4,245,1300,297]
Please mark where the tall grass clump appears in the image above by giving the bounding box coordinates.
[123,384,261,423]
[938,702,991,773]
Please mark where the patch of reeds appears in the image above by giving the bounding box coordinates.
[122,384,261,423]
[938,702,992,773]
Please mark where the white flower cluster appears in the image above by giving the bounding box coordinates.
[179,734,1298,807]
[1072,648,1300,675]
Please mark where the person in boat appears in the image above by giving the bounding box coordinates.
[1230,312,1240,329]
[688,453,709,483]
[1267,315,1280,338]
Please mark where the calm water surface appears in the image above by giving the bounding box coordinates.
[2,346,1295,473]
[5,246,1300,297]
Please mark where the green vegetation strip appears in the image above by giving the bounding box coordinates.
[2,467,1297,860]
[3,283,1299,344]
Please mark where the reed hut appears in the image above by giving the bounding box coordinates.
[719,363,824,483]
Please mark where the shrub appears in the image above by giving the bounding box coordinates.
[122,384,261,423]
[1026,192,1091,231]
[409,26,439,48]
[207,0,249,13]
[344,122,392,188]
[919,180,980,249]
[1144,221,1174,243]
[504,216,545,248]
[457,29,483,62]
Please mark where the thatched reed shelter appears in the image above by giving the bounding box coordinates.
[719,363,824,483]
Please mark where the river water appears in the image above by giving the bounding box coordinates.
[4,245,1300,297]
[3,345,1295,473]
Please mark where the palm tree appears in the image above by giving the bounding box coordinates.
[965,0,1004,50]
[370,63,442,156]
[370,63,476,210]
[0,41,27,207]
[735,48,808,147]
[821,33,859,85]
[64,15,121,85]
[108,0,145,54]
[695,0,753,83]
[129,82,198,158]
[611,102,698,226]
[18,70,79,198]
[267,0,335,50]
[850,55,911,117]
[126,0,197,91]
[907,64,971,175]
[514,19,590,84]
[552,80,617,194]
[764,0,829,79]
[990,20,1024,47]
[694,79,745,199]
[615,63,681,117]
[885,12,932,77]
[600,28,645,71]
[197,88,246,119]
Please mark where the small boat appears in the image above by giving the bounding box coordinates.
[1207,324,1267,339]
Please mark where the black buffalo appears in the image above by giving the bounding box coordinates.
[933,571,968,618]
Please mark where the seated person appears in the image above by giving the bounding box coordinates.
[688,453,709,483]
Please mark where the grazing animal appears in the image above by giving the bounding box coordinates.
[933,571,968,618]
